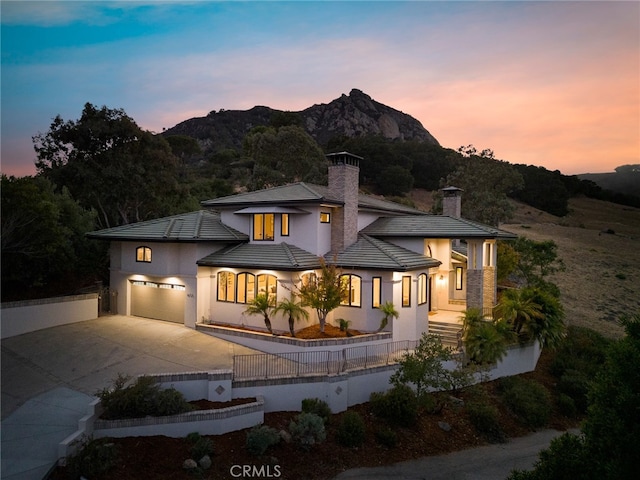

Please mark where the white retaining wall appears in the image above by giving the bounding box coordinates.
[1,294,98,339]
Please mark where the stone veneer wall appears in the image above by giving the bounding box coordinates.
[483,266,496,309]
[329,162,360,253]
[466,269,483,311]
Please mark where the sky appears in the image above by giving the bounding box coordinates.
[1,1,638,178]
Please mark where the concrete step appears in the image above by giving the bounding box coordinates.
[428,320,463,346]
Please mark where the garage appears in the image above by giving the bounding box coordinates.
[130,280,185,323]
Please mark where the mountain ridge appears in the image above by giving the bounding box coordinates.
[162,89,439,154]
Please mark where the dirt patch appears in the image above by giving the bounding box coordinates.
[189,398,257,410]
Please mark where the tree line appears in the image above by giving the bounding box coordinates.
[2,102,636,300]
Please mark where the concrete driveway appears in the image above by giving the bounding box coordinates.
[1,315,262,479]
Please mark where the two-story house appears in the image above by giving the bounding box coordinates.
[88,152,516,341]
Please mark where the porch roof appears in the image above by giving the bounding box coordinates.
[86,210,248,242]
[197,243,322,271]
[327,235,442,271]
[360,215,517,239]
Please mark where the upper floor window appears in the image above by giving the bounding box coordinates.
[218,271,235,302]
[281,213,290,236]
[320,212,331,223]
[136,246,152,263]
[456,267,464,290]
[418,273,428,305]
[301,272,317,287]
[253,213,275,241]
[372,276,382,308]
[402,276,411,307]
[340,274,361,307]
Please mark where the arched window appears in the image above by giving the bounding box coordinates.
[340,274,361,307]
[257,274,277,300]
[300,272,317,287]
[237,272,256,304]
[136,246,152,263]
[418,273,428,305]
[217,271,235,302]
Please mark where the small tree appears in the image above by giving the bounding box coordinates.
[244,293,276,334]
[273,295,309,337]
[391,333,457,399]
[377,301,399,332]
[496,288,543,338]
[297,260,348,333]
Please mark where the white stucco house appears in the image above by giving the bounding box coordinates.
[88,152,516,342]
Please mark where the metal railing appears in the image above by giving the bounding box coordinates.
[233,339,419,381]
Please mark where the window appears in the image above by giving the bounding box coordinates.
[217,271,236,302]
[136,246,152,263]
[320,212,331,223]
[456,267,464,290]
[281,213,289,236]
[253,213,275,241]
[237,272,255,304]
[402,276,411,307]
[340,274,361,307]
[301,272,317,287]
[484,242,494,267]
[418,273,428,305]
[257,274,278,300]
[372,277,382,308]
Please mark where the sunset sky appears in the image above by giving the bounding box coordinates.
[1,1,638,178]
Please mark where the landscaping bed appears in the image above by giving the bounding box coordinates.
[51,347,582,480]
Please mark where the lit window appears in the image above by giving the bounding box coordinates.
[418,273,427,305]
[402,276,411,307]
[253,214,275,241]
[237,272,255,304]
[281,213,289,236]
[136,246,152,263]
[320,212,331,223]
[257,274,278,300]
[456,267,464,290]
[217,271,236,302]
[372,277,381,308]
[340,274,361,307]
[301,272,317,287]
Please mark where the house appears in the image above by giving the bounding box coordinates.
[87,152,516,342]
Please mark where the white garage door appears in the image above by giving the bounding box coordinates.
[131,280,185,323]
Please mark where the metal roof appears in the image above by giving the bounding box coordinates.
[360,215,517,239]
[197,243,322,271]
[86,210,248,242]
[327,235,442,271]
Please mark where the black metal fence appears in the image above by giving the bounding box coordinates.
[233,339,419,381]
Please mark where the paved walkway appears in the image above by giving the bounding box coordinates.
[334,428,579,480]
[1,315,261,479]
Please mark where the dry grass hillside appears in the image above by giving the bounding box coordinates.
[409,190,640,339]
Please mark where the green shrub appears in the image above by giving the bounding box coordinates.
[370,384,418,427]
[336,411,366,447]
[289,412,326,450]
[499,377,551,429]
[556,393,578,418]
[374,426,398,448]
[465,387,505,443]
[191,437,214,461]
[66,436,119,479]
[557,369,591,413]
[246,425,281,456]
[551,326,610,379]
[97,373,193,420]
[301,398,331,425]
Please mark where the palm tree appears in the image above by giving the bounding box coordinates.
[377,301,399,332]
[273,296,309,337]
[244,293,275,334]
[462,308,515,365]
[521,287,566,348]
[496,288,543,339]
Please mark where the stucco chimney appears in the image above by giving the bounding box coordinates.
[327,152,362,253]
[442,186,463,218]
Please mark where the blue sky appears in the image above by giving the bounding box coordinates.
[2,1,638,177]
